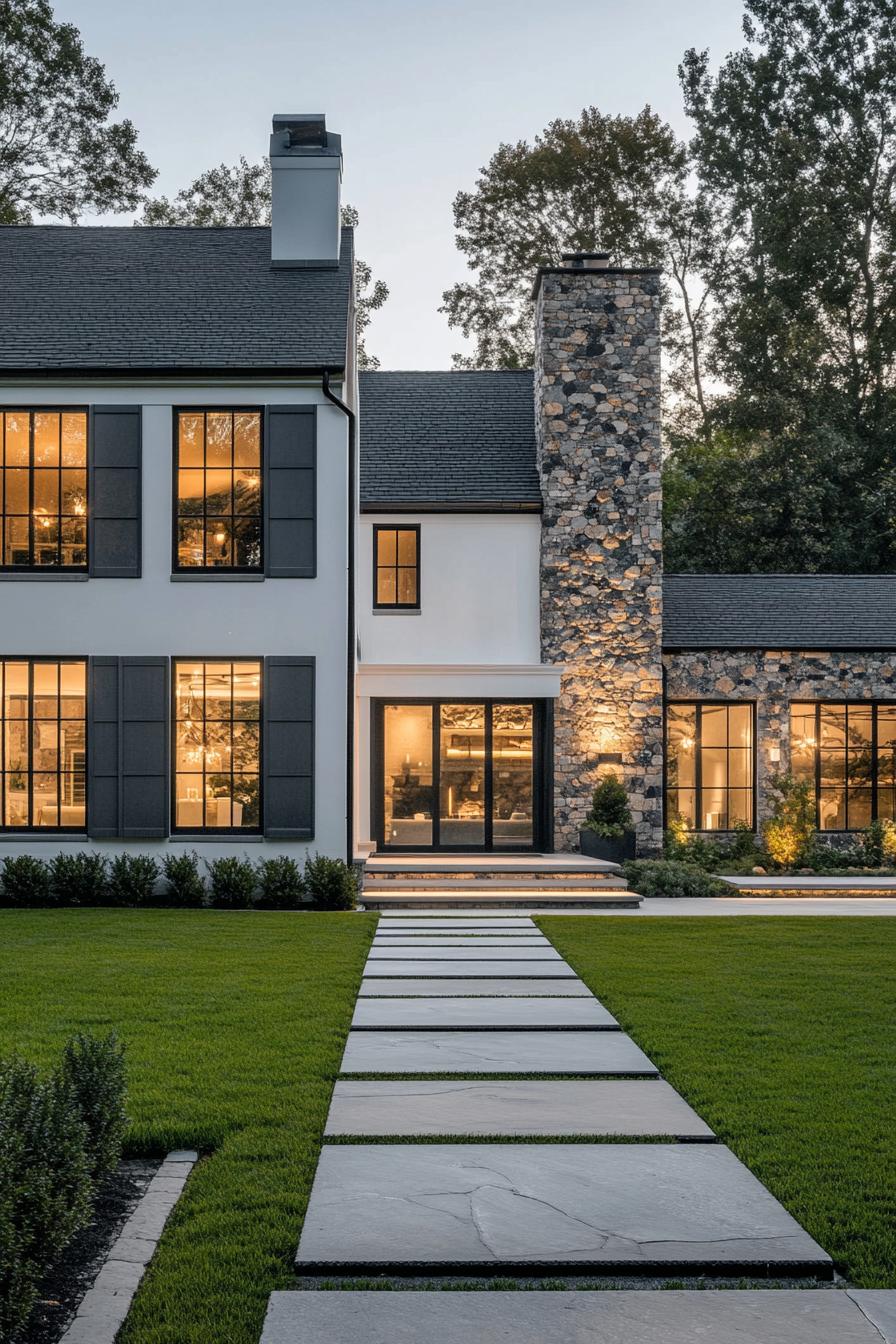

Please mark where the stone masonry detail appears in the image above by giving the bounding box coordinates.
[535,265,663,853]
[665,648,896,830]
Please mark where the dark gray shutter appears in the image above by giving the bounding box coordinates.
[89,406,142,578]
[263,657,314,838]
[264,406,316,578]
[87,657,169,838]
[87,658,121,838]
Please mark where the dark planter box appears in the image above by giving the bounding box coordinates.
[579,829,636,864]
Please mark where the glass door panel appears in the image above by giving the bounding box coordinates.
[492,703,534,845]
[439,703,486,846]
[383,703,434,847]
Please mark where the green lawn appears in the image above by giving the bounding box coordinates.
[0,909,376,1344]
[539,916,896,1287]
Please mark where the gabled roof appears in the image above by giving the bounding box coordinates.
[0,225,354,372]
[663,574,896,650]
[359,370,542,511]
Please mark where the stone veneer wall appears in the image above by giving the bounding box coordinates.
[535,266,664,853]
[664,648,896,828]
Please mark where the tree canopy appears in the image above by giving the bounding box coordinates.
[139,160,388,369]
[444,0,896,573]
[0,0,156,223]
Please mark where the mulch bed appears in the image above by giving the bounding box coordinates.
[20,1158,160,1344]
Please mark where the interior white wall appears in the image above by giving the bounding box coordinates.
[358,513,542,665]
[0,380,349,861]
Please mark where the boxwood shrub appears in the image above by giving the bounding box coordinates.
[207,855,257,909]
[0,854,52,907]
[0,1031,127,1340]
[106,853,161,907]
[160,851,206,907]
[304,854,358,910]
[255,855,306,909]
[623,859,728,900]
[48,851,108,906]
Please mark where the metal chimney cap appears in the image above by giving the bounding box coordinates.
[561,251,611,269]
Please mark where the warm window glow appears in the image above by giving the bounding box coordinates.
[374,526,419,607]
[791,702,895,831]
[1,411,87,569]
[1,660,86,829]
[174,660,261,830]
[666,702,754,831]
[176,411,262,570]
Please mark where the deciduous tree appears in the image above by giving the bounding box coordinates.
[0,0,156,223]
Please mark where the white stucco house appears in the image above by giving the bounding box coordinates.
[2,112,895,866]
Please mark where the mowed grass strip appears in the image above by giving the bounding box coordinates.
[538,916,896,1287]
[0,909,376,1344]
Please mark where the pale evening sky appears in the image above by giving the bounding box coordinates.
[61,0,746,369]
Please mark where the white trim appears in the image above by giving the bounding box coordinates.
[357,663,562,699]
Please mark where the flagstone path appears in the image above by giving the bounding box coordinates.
[261,912,896,1343]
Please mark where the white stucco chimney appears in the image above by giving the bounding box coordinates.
[269,114,342,268]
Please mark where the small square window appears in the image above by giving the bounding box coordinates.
[374,525,420,609]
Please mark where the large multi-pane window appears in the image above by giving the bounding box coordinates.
[1,410,87,570]
[173,660,261,831]
[1,660,86,830]
[175,411,262,571]
[373,526,420,608]
[666,702,754,831]
[791,702,896,830]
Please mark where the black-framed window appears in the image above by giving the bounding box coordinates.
[174,410,262,572]
[1,410,88,570]
[1,659,87,831]
[791,701,896,831]
[172,660,262,832]
[666,701,755,831]
[373,525,420,608]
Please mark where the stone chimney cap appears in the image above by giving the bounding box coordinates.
[531,257,662,298]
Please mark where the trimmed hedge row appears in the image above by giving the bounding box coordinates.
[0,1033,127,1340]
[0,852,357,911]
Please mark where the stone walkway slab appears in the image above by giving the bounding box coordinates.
[363,961,576,978]
[262,1290,885,1344]
[358,978,593,996]
[378,923,538,932]
[849,1292,896,1341]
[372,936,551,948]
[324,1080,714,1138]
[339,1030,658,1075]
[351,998,618,1031]
[367,945,562,961]
[295,1144,831,1276]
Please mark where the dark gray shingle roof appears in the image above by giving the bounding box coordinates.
[0,225,353,371]
[359,370,541,510]
[663,574,896,649]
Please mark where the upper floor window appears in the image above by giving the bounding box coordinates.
[1,410,87,570]
[173,659,261,831]
[1,659,86,831]
[175,410,262,572]
[374,525,419,609]
[666,701,754,831]
[791,701,896,831]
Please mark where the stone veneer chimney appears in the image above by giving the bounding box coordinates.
[534,252,664,853]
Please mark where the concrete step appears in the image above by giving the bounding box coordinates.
[362,877,630,892]
[360,891,641,910]
[365,854,621,875]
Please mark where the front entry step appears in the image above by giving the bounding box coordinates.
[359,852,641,910]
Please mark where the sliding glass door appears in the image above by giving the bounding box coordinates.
[376,699,545,851]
